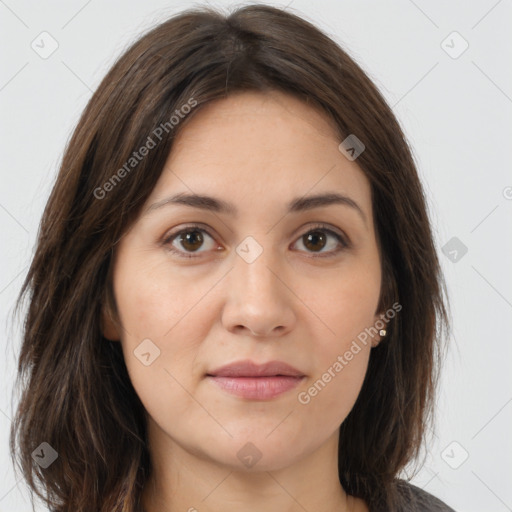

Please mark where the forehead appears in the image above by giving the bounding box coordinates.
[147,91,372,221]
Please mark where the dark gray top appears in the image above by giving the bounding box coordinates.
[390,480,456,511]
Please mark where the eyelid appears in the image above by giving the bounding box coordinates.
[161,222,350,259]
[161,222,218,248]
[291,222,350,258]
[292,222,349,247]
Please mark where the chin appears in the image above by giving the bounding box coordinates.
[201,433,307,473]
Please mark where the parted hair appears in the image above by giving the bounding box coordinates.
[10,4,450,511]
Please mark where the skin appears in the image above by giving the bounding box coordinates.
[103,90,385,512]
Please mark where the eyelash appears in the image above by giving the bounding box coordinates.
[162,223,350,260]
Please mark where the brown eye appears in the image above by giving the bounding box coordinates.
[163,225,218,258]
[163,223,348,260]
[293,225,348,257]
[178,230,204,252]
[302,231,328,252]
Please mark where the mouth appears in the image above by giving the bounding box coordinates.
[206,375,305,400]
[206,359,305,400]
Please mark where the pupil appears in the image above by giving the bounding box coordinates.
[181,230,203,251]
[304,231,326,252]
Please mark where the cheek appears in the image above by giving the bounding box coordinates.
[113,250,213,340]
[297,336,371,437]
[112,253,211,393]
[292,261,378,419]
[298,259,381,346]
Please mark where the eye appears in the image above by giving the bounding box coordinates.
[291,223,349,258]
[162,223,349,259]
[162,224,220,259]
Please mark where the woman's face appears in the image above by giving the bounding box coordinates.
[104,90,383,472]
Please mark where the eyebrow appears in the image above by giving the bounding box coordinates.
[144,191,367,225]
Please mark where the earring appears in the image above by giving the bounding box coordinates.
[372,330,386,348]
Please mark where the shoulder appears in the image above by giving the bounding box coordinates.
[392,479,456,512]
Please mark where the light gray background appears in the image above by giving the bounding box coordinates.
[1,1,511,511]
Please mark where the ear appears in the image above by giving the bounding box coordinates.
[370,311,387,348]
[101,306,121,341]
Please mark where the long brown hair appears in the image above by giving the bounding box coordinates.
[9,4,450,511]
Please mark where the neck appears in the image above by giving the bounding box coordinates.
[141,419,367,512]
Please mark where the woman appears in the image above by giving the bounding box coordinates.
[10,4,454,511]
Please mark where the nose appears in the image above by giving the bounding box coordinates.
[221,245,296,338]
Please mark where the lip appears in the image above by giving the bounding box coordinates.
[206,360,306,400]
[207,359,305,378]
[207,375,304,400]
